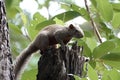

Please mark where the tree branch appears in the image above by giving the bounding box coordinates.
[84,0,102,43]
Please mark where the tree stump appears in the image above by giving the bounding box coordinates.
[37,42,87,80]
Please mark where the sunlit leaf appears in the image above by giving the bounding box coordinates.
[111,46,120,53]
[5,0,20,18]
[27,25,39,40]
[9,23,30,56]
[102,70,113,80]
[20,12,27,26]
[71,4,90,20]
[89,60,96,69]
[112,13,120,28]
[61,3,71,10]
[52,11,80,22]
[36,20,55,30]
[74,75,81,80]
[102,69,120,80]
[108,69,120,80]
[104,60,120,70]
[86,37,97,51]
[101,53,120,61]
[80,78,88,80]
[27,12,47,39]
[93,41,115,58]
[96,0,113,22]
[22,69,37,80]
[33,12,46,24]
[58,0,74,4]
[88,64,98,80]
[91,0,97,7]
[112,3,120,11]
[53,17,64,25]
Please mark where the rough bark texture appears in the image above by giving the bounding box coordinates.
[37,42,87,80]
[0,0,14,80]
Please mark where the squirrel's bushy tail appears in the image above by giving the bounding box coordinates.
[14,43,38,80]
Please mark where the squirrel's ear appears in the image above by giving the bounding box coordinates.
[69,24,74,29]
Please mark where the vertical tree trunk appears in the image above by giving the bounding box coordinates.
[0,0,14,80]
[37,42,87,80]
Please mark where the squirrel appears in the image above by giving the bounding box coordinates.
[14,24,84,80]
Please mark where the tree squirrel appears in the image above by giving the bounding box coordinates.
[14,24,84,80]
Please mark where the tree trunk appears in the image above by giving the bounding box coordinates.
[0,0,14,80]
[37,42,87,80]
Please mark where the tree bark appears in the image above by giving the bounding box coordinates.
[0,0,14,80]
[37,42,87,80]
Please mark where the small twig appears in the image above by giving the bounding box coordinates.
[84,0,102,43]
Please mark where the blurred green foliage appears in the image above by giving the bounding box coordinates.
[5,0,120,80]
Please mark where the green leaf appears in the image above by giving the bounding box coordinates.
[93,41,115,58]
[96,0,113,22]
[36,20,55,30]
[21,54,39,80]
[74,75,81,80]
[22,69,37,80]
[9,23,30,56]
[71,4,90,20]
[110,38,120,46]
[5,0,13,8]
[58,0,74,4]
[80,78,88,80]
[86,38,97,52]
[52,11,81,22]
[20,12,27,26]
[89,60,96,69]
[84,31,93,37]
[88,64,98,80]
[53,17,64,25]
[61,3,71,10]
[9,23,25,42]
[27,25,39,40]
[33,12,46,24]
[112,13,120,28]
[102,70,112,80]
[5,0,20,18]
[111,46,120,53]
[6,7,19,18]
[100,22,112,34]
[9,23,22,34]
[91,0,97,7]
[102,69,120,80]
[27,12,47,39]
[109,69,120,80]
[31,12,46,28]
[112,3,120,11]
[101,53,120,61]
[102,75,112,80]
[104,60,120,70]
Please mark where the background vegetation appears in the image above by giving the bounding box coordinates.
[5,0,120,80]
